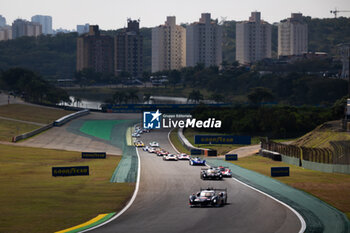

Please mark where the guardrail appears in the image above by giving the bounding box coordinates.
[260,138,350,174]
[12,123,54,142]
[12,109,90,142]
[177,128,217,156]
[54,109,89,126]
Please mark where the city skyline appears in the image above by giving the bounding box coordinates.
[1,0,349,30]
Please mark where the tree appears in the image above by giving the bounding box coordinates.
[210,93,225,103]
[127,89,139,104]
[113,91,127,104]
[247,87,275,106]
[187,90,204,104]
[143,93,151,104]
[168,70,181,88]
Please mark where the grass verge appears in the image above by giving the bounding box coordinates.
[0,144,134,233]
[292,121,350,148]
[0,104,74,124]
[0,119,40,141]
[230,155,350,220]
[183,128,260,155]
[169,129,190,154]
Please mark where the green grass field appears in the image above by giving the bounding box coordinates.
[231,155,350,220]
[0,104,74,124]
[169,129,190,154]
[183,128,260,155]
[0,119,40,141]
[0,144,134,233]
[292,121,350,148]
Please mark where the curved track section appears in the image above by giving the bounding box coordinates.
[89,128,302,233]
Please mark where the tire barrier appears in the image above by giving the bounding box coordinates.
[260,138,350,174]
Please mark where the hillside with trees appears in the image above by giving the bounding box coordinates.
[0,17,348,80]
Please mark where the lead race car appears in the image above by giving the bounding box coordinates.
[189,157,206,166]
[200,167,223,180]
[189,188,227,207]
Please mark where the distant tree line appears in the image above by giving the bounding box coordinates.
[0,68,71,104]
[153,62,347,106]
[191,101,346,138]
[0,17,349,80]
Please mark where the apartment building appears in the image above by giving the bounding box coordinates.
[236,12,271,64]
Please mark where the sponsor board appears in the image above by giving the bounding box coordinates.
[225,154,238,161]
[190,149,203,155]
[194,135,251,145]
[52,166,89,177]
[271,167,290,177]
[82,152,107,159]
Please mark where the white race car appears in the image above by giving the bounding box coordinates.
[149,141,159,147]
[143,146,150,152]
[148,147,157,153]
[177,153,190,160]
[132,132,140,137]
[163,154,178,161]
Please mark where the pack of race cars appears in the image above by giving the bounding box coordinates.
[132,125,231,208]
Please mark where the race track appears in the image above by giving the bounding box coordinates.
[89,128,302,233]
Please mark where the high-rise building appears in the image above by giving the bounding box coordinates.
[12,19,42,39]
[115,19,143,78]
[278,13,308,57]
[236,12,271,64]
[0,26,12,41]
[31,15,53,35]
[186,13,222,68]
[76,25,114,74]
[152,16,186,73]
[0,15,6,27]
[77,24,90,35]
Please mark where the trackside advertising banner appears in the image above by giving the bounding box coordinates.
[194,135,251,145]
[52,166,89,177]
[82,152,106,159]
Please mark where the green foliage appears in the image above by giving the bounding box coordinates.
[192,105,335,138]
[0,33,77,80]
[305,17,350,55]
[247,87,275,105]
[187,90,203,103]
[0,68,70,104]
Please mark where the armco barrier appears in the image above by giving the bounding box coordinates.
[54,109,89,126]
[12,123,54,142]
[12,109,90,142]
[177,128,204,155]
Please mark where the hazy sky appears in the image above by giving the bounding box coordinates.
[1,0,350,30]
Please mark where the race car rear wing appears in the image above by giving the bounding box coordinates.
[200,187,227,192]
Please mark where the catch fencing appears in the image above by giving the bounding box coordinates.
[260,138,350,165]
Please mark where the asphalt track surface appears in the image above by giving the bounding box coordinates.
[18,112,140,155]
[89,128,302,233]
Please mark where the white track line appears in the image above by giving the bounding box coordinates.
[80,147,141,233]
[168,128,306,233]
